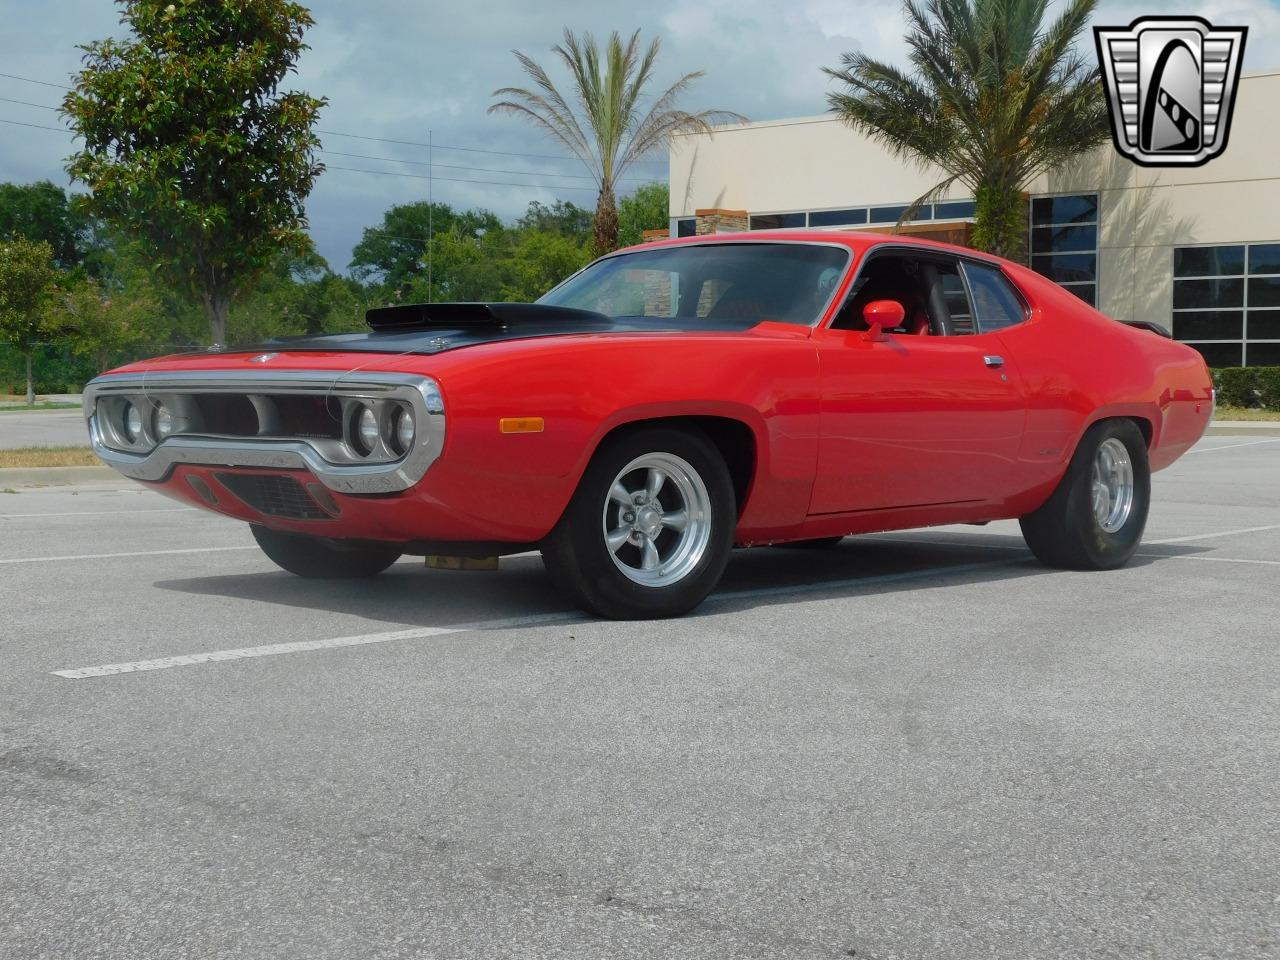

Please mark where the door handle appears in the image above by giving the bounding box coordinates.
[983,355,1005,368]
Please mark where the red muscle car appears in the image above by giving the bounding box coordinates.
[84,231,1213,618]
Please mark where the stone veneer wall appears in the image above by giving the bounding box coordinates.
[695,208,749,235]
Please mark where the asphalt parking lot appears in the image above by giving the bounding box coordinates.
[1,435,1277,960]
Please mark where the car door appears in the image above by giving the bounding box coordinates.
[809,253,1028,516]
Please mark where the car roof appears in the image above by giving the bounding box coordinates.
[621,228,1012,270]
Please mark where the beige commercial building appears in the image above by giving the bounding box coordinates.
[667,69,1280,367]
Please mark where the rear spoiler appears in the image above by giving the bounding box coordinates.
[366,302,606,332]
[1120,319,1172,338]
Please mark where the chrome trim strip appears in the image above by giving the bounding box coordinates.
[83,370,445,494]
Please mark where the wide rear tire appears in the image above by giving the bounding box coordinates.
[251,525,401,578]
[541,427,736,619]
[1019,419,1150,570]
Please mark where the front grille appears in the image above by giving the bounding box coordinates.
[192,395,259,436]
[189,394,345,440]
[215,472,331,520]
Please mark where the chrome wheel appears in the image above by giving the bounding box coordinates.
[602,452,713,587]
[1092,437,1135,534]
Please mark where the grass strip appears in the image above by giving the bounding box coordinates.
[0,447,102,468]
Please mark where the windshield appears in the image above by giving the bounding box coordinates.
[538,242,850,327]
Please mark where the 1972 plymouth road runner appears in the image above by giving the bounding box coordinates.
[85,231,1213,618]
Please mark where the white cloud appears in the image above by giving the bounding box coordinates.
[2,0,1275,271]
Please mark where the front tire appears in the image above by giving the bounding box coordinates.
[1019,419,1150,570]
[541,427,736,619]
[251,525,402,578]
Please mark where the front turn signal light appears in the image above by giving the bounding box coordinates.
[499,417,545,434]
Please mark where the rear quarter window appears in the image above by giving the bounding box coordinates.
[963,262,1028,332]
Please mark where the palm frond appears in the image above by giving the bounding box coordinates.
[618,69,745,172]
[492,28,743,195]
[827,0,1107,254]
[893,175,964,231]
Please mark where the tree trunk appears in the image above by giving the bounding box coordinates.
[972,183,1028,264]
[592,185,619,256]
[25,352,34,406]
[202,291,229,348]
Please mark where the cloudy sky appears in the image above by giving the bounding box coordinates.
[1,0,1277,272]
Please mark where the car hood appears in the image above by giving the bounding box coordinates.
[253,302,766,356]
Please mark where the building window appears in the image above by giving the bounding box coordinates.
[745,200,979,233]
[1030,193,1098,306]
[673,218,696,238]
[749,212,806,230]
[808,208,869,228]
[934,199,978,220]
[868,204,932,224]
[1172,242,1280,367]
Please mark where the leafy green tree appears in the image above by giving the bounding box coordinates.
[617,182,669,248]
[825,0,1108,260]
[60,265,164,374]
[349,201,501,297]
[0,181,102,271]
[412,229,497,304]
[407,223,591,305]
[490,29,744,254]
[62,0,327,347]
[0,238,60,404]
[515,200,593,244]
[229,245,366,343]
[507,230,592,299]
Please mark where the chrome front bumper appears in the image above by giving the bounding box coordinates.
[83,370,446,494]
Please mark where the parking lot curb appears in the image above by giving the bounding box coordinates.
[0,465,121,488]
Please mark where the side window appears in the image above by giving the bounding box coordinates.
[936,261,976,335]
[832,254,927,331]
[962,262,1028,332]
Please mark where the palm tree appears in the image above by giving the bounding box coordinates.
[825,0,1109,261]
[490,29,745,254]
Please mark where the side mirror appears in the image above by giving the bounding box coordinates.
[862,300,905,342]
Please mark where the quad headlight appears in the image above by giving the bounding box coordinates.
[155,403,175,439]
[356,405,380,453]
[393,406,415,454]
[123,402,144,444]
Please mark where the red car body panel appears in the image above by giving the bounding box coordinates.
[99,231,1214,548]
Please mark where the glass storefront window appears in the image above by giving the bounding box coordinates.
[1030,194,1098,306]
[1172,243,1280,366]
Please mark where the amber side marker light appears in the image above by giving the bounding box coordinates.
[499,417,545,434]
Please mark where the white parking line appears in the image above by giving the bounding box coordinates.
[1148,524,1280,544]
[1187,438,1280,454]
[0,508,194,519]
[0,545,257,566]
[51,559,1015,679]
[52,611,583,679]
[1148,554,1280,567]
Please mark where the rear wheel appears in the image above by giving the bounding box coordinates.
[251,525,401,578]
[541,427,736,619]
[1019,419,1150,570]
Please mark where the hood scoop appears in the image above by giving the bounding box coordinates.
[366,302,607,332]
